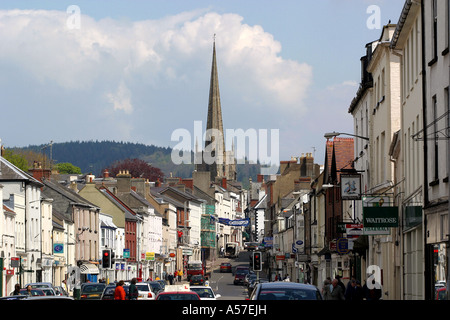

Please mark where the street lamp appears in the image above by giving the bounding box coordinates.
[324,132,370,141]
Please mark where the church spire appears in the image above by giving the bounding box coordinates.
[206,36,224,146]
[204,36,225,180]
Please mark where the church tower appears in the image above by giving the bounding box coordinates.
[196,38,236,182]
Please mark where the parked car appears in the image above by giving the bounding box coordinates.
[234,266,252,285]
[24,282,55,292]
[190,286,221,300]
[54,286,69,296]
[135,282,156,300]
[147,281,164,296]
[80,283,107,300]
[244,273,257,287]
[220,262,232,273]
[101,284,130,300]
[189,274,206,286]
[18,288,45,296]
[248,282,322,300]
[156,280,166,291]
[156,291,200,300]
[436,287,447,300]
[248,279,269,297]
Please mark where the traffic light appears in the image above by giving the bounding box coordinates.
[102,249,112,269]
[252,251,262,271]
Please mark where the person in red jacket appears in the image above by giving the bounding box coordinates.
[114,280,126,300]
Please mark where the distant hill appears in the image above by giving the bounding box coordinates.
[12,140,263,187]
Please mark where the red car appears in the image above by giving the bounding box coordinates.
[156,291,200,300]
[234,266,252,285]
[436,287,447,300]
[220,262,232,273]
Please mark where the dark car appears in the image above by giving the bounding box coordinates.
[248,279,269,297]
[147,281,164,295]
[189,274,205,286]
[101,284,130,300]
[234,266,252,285]
[156,291,200,300]
[80,283,107,300]
[249,282,322,300]
[220,262,232,273]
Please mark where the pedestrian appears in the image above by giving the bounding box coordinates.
[346,276,356,296]
[354,280,364,300]
[128,278,138,300]
[26,285,33,296]
[174,270,178,283]
[283,274,290,282]
[336,275,346,293]
[322,279,331,300]
[168,273,174,285]
[345,279,357,300]
[329,279,345,300]
[11,283,21,296]
[178,269,183,282]
[114,280,126,300]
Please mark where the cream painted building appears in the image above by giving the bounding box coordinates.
[365,24,402,300]
[389,0,425,300]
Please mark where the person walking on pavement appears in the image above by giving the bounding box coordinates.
[178,269,183,282]
[129,278,138,300]
[329,279,345,300]
[336,275,346,294]
[114,280,126,300]
[174,270,178,283]
[322,279,331,300]
[345,279,357,300]
[11,283,21,296]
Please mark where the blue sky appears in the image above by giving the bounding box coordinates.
[0,0,405,167]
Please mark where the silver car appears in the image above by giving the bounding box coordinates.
[248,282,323,300]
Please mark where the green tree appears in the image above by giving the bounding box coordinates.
[2,149,29,171]
[55,162,82,174]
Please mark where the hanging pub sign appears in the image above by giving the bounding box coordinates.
[363,196,399,228]
[340,174,362,200]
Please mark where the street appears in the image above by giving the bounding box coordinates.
[208,251,255,300]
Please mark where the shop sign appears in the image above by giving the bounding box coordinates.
[363,207,399,227]
[146,252,155,261]
[337,238,349,254]
[341,174,362,200]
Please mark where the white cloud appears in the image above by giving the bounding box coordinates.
[106,81,133,114]
[0,8,314,148]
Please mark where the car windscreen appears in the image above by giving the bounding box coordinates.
[235,269,249,274]
[190,288,214,298]
[136,284,150,292]
[81,284,105,293]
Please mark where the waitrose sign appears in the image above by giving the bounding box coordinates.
[363,207,399,227]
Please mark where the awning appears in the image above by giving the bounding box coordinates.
[79,262,99,275]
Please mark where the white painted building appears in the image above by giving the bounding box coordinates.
[389,0,425,300]
[365,23,402,300]
[0,156,43,286]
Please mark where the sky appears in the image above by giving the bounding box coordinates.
[0,0,406,168]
